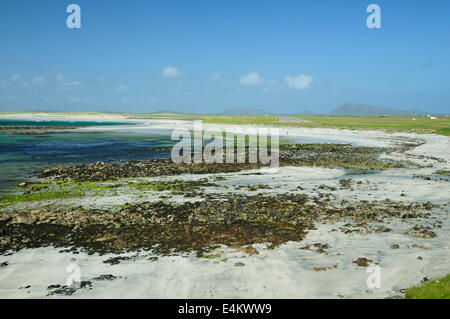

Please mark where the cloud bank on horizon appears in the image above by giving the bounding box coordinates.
[0,0,449,114]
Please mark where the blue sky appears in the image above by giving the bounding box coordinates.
[0,0,449,114]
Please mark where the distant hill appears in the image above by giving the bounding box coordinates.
[220,107,274,115]
[327,102,426,116]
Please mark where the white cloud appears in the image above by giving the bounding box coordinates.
[55,73,82,91]
[56,73,65,82]
[240,72,264,85]
[12,74,21,81]
[22,82,30,88]
[115,83,128,93]
[212,73,234,81]
[32,76,45,85]
[284,74,313,90]
[61,81,81,90]
[161,66,181,78]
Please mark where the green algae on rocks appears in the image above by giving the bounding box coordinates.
[0,179,220,208]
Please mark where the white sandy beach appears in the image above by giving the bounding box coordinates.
[0,113,449,299]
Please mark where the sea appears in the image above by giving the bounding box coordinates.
[0,119,352,194]
[0,120,176,193]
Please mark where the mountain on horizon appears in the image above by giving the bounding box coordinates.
[327,102,426,116]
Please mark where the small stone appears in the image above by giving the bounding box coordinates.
[93,274,117,281]
[376,226,391,233]
[353,258,372,267]
[16,212,34,224]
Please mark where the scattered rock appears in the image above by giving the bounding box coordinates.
[407,225,436,239]
[103,256,131,265]
[0,143,440,258]
[353,258,372,267]
[236,246,259,256]
[339,179,352,189]
[46,281,92,296]
[93,274,117,281]
[376,226,391,233]
[313,264,338,271]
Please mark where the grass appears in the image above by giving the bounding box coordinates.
[127,113,450,136]
[2,111,449,136]
[292,115,450,136]
[405,274,450,299]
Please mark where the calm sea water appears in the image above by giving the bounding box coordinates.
[0,120,176,193]
[0,120,350,194]
[0,119,132,127]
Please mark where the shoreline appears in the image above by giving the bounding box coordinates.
[2,112,449,160]
[0,114,449,299]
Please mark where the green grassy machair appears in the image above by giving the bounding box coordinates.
[405,274,450,299]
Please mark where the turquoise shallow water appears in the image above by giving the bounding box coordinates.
[0,121,176,193]
[0,119,132,127]
[0,120,353,194]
